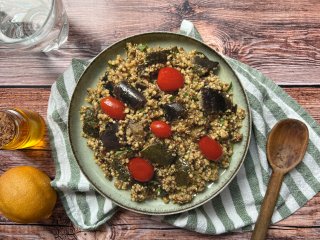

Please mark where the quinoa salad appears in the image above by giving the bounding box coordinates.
[80,43,245,204]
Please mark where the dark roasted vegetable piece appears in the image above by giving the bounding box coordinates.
[146,50,169,66]
[101,73,115,96]
[163,102,187,121]
[103,81,114,96]
[146,47,179,66]
[193,55,219,76]
[194,55,219,70]
[83,122,99,138]
[83,108,99,138]
[141,143,176,166]
[137,64,146,77]
[149,69,160,80]
[126,121,146,142]
[201,88,232,114]
[175,171,190,186]
[137,67,159,80]
[112,159,131,181]
[175,159,190,186]
[138,47,178,79]
[100,122,122,150]
[113,81,146,109]
[135,81,148,90]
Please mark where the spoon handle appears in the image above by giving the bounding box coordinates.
[251,170,284,240]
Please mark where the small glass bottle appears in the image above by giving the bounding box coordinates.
[0,108,45,150]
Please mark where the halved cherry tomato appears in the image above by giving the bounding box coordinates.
[157,67,184,91]
[150,120,172,138]
[128,158,154,182]
[198,136,223,161]
[100,96,126,120]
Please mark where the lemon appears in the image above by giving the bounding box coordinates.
[0,166,57,223]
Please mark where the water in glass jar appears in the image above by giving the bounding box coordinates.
[0,0,68,52]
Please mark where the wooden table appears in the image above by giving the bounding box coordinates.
[1,0,320,239]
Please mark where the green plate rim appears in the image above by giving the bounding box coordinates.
[68,31,252,215]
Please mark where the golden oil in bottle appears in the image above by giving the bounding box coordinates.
[0,108,45,150]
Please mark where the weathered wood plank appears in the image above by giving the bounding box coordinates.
[75,226,320,240]
[0,193,320,230]
[0,150,54,177]
[1,222,320,240]
[0,88,49,117]
[0,225,75,240]
[0,0,319,86]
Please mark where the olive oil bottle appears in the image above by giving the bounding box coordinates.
[0,108,45,150]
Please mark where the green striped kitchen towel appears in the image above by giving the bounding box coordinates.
[47,20,320,233]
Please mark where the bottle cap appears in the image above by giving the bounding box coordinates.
[0,111,16,149]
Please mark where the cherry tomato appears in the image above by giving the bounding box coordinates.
[157,67,184,92]
[150,120,172,138]
[198,136,223,161]
[128,158,154,182]
[100,96,126,120]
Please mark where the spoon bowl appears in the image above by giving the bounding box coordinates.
[267,119,309,172]
[251,119,309,240]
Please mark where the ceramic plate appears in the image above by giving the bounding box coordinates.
[68,32,251,215]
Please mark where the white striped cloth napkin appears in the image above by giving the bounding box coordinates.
[47,20,320,233]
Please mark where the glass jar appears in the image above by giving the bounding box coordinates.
[0,0,69,52]
[0,108,45,150]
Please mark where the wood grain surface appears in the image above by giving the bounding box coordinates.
[0,0,320,239]
[0,0,319,86]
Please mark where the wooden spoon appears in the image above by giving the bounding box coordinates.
[251,119,309,240]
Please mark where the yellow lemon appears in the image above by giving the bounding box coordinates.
[0,166,57,223]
